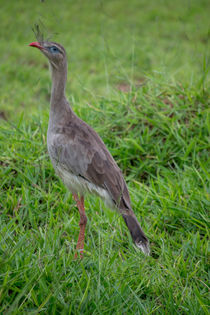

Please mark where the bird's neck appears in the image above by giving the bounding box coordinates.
[50,63,68,115]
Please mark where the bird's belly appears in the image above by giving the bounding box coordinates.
[55,165,114,208]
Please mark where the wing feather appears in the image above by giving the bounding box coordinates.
[48,115,131,211]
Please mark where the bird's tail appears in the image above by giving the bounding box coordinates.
[122,211,150,255]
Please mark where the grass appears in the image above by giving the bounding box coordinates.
[0,0,209,314]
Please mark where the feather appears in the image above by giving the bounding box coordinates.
[32,23,44,43]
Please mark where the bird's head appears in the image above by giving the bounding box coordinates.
[29,41,67,70]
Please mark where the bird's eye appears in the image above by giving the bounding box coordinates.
[49,46,59,53]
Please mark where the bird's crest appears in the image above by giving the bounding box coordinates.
[32,23,44,43]
[32,21,58,43]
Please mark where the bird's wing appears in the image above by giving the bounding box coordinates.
[49,117,131,211]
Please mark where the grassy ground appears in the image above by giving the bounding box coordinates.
[0,0,209,314]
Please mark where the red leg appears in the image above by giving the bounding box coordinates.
[73,194,87,259]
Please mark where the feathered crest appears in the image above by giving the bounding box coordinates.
[32,23,44,43]
[32,21,58,43]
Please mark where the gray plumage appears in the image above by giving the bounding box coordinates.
[29,40,150,255]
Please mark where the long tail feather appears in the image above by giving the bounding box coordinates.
[122,211,150,255]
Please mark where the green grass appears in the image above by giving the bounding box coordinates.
[0,0,209,314]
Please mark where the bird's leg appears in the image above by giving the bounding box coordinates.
[73,194,87,259]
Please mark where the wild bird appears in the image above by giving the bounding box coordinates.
[29,40,150,258]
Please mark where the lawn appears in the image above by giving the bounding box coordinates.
[0,0,209,314]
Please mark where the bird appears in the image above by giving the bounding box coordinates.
[29,40,150,258]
